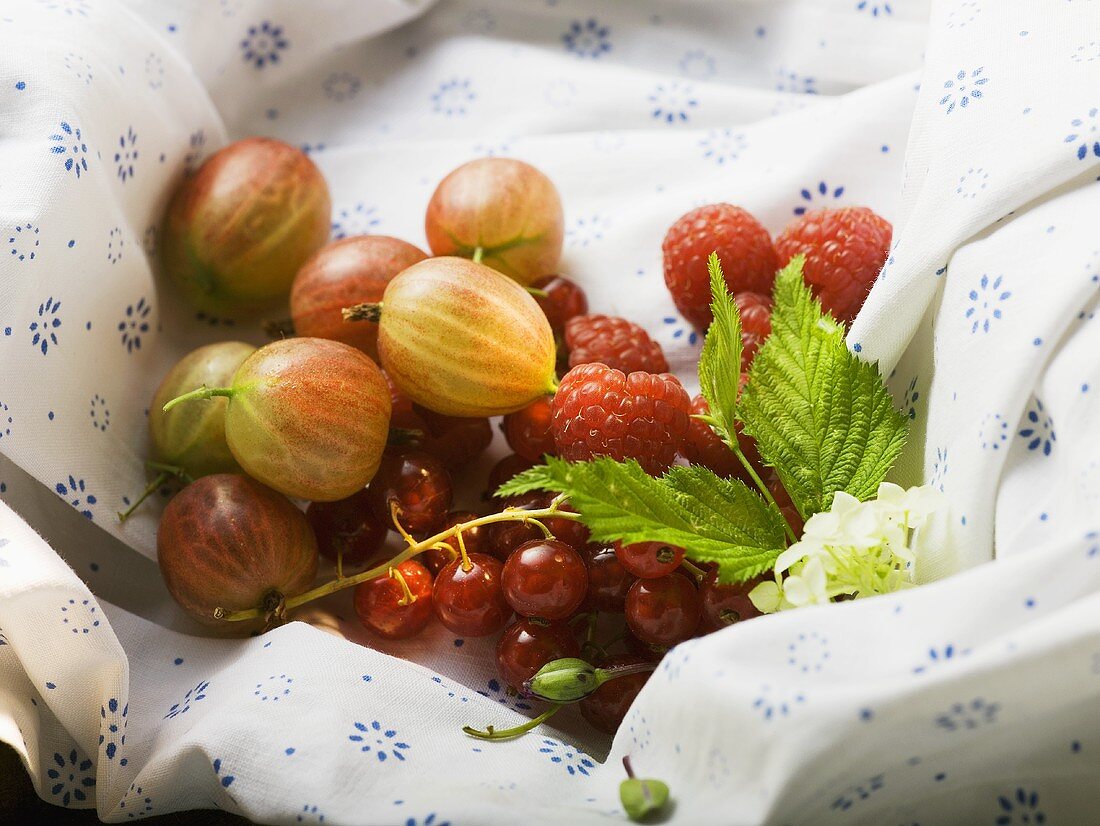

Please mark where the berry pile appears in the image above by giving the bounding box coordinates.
[144,136,891,738]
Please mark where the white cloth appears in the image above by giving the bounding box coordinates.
[2,0,1099,823]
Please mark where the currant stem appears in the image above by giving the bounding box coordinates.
[390,567,416,606]
[117,471,173,522]
[463,703,562,740]
[679,559,708,581]
[162,385,235,413]
[335,548,345,580]
[389,499,417,549]
[471,246,485,264]
[342,302,383,323]
[623,755,635,780]
[216,504,583,622]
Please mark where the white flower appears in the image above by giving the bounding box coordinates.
[781,556,830,607]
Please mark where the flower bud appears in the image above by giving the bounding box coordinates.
[523,657,603,702]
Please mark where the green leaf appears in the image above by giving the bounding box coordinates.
[510,457,784,584]
[697,252,743,444]
[495,465,555,498]
[739,255,908,519]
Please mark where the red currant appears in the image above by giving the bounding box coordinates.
[586,545,635,612]
[530,274,588,334]
[410,403,493,469]
[305,489,386,569]
[579,655,651,734]
[422,510,489,576]
[433,552,511,637]
[486,453,536,496]
[502,539,588,620]
[490,492,589,560]
[625,572,700,647]
[368,451,453,534]
[353,560,433,640]
[502,396,557,462]
[496,618,581,692]
[614,540,685,579]
[700,569,764,632]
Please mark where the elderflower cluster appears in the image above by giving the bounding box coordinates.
[749,483,944,613]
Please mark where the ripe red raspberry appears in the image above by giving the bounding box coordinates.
[551,363,691,476]
[681,393,765,483]
[734,292,772,369]
[774,206,892,325]
[662,204,779,330]
[564,314,668,375]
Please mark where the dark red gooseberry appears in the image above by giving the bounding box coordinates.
[306,489,387,569]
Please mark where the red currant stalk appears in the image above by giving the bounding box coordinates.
[692,408,800,545]
[214,494,581,623]
[463,657,657,741]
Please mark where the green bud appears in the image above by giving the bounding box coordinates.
[523,657,605,702]
[620,777,670,822]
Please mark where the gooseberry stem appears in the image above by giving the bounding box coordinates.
[471,246,485,264]
[216,503,583,622]
[117,471,173,523]
[263,317,296,339]
[463,703,562,740]
[342,302,383,323]
[525,286,549,298]
[162,385,235,413]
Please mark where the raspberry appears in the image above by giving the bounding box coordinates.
[682,393,764,483]
[564,314,669,375]
[734,292,772,369]
[774,206,892,325]
[551,363,691,476]
[662,204,779,330]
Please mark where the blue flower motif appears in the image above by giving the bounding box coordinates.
[9,222,40,261]
[49,121,89,178]
[1064,108,1100,160]
[980,412,1008,450]
[212,757,235,787]
[60,597,100,633]
[935,697,999,731]
[996,788,1046,825]
[904,375,919,420]
[145,52,164,89]
[39,0,91,16]
[794,181,845,216]
[930,446,948,491]
[63,51,93,85]
[913,643,969,674]
[830,774,884,811]
[331,203,380,239]
[118,782,153,818]
[787,631,829,674]
[648,81,698,124]
[254,673,293,701]
[118,297,151,353]
[776,67,816,94]
[476,677,532,711]
[114,126,139,182]
[165,680,209,718]
[47,749,95,806]
[679,49,715,78]
[430,675,469,703]
[1019,398,1055,456]
[946,1,981,28]
[431,78,475,117]
[955,166,989,199]
[538,738,595,776]
[0,401,9,440]
[939,67,988,114]
[752,684,805,720]
[855,1,892,15]
[562,18,611,59]
[566,214,609,247]
[56,476,96,519]
[185,129,206,175]
[349,720,410,762]
[241,21,288,69]
[143,225,158,258]
[89,394,110,432]
[296,803,325,823]
[662,314,700,346]
[323,72,360,102]
[1086,530,1099,558]
[965,273,1010,333]
[405,815,449,826]
[29,296,62,354]
[99,697,129,765]
[699,128,746,165]
[107,227,124,264]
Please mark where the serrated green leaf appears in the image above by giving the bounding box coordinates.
[495,465,556,498]
[739,256,908,519]
[520,457,783,583]
[698,252,743,444]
